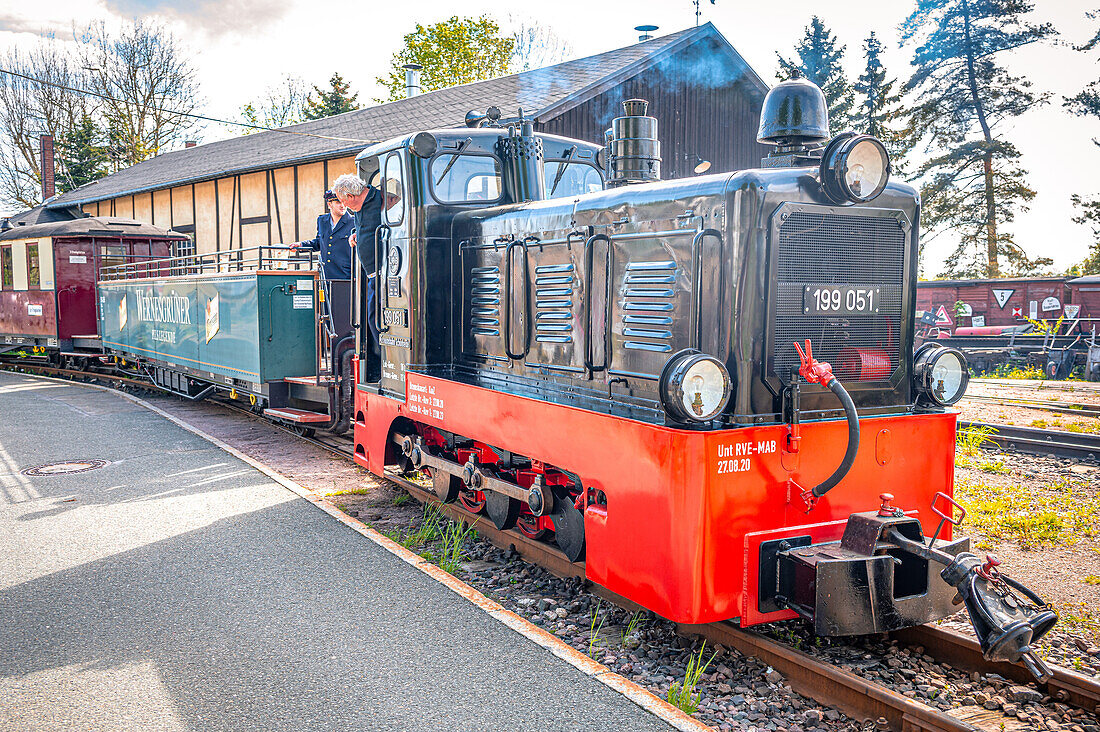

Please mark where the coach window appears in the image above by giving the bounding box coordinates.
[382,152,404,226]
[0,246,11,289]
[26,243,40,289]
[430,154,502,203]
[543,160,603,198]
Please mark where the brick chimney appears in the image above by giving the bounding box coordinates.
[39,134,55,200]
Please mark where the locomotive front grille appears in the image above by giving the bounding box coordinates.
[771,208,907,383]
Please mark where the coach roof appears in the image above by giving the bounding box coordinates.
[0,216,182,241]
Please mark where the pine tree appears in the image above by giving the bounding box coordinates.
[302,73,359,121]
[852,32,913,172]
[1064,9,1100,273]
[777,16,855,132]
[57,113,108,193]
[903,0,1055,279]
[1071,194,1100,275]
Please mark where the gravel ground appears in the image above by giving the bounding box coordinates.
[961,379,1100,432]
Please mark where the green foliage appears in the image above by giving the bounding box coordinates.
[57,113,108,193]
[302,73,359,121]
[852,32,914,173]
[955,475,1100,549]
[1071,194,1100,275]
[234,75,308,133]
[902,0,1056,279]
[666,641,717,715]
[776,16,854,132]
[376,15,516,102]
[1064,10,1100,120]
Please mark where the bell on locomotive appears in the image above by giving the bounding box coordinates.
[742,76,1056,681]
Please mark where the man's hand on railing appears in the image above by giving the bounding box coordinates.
[349,231,356,247]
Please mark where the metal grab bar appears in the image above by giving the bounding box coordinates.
[583,233,611,372]
[502,239,530,360]
[375,225,390,334]
[691,228,723,352]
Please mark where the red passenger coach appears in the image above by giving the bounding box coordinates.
[342,80,1058,681]
[0,217,184,361]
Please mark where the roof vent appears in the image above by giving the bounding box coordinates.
[635,25,658,41]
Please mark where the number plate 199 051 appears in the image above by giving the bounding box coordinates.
[803,285,881,316]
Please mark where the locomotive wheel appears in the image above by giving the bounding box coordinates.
[516,513,549,540]
[485,490,521,530]
[431,468,462,503]
[553,493,585,562]
[457,489,485,514]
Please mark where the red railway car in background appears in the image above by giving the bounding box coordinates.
[0,217,185,362]
[916,277,1073,332]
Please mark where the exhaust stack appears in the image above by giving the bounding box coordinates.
[606,99,660,187]
[497,111,545,203]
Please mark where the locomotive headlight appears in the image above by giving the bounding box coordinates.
[913,344,970,407]
[659,350,732,423]
[820,132,891,205]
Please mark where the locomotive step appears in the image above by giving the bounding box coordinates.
[283,375,335,385]
[263,407,330,423]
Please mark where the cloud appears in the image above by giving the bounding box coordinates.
[0,13,69,37]
[101,0,291,36]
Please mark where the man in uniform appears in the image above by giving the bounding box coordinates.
[291,190,353,281]
[332,173,384,379]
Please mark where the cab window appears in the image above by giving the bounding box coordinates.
[430,154,502,203]
[1,246,11,289]
[544,160,603,198]
[26,243,40,289]
[382,153,404,226]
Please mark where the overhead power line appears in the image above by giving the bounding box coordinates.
[0,66,376,144]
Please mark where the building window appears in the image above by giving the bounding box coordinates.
[27,243,39,289]
[172,236,196,260]
[0,246,11,289]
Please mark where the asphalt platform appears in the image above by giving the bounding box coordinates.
[0,371,675,732]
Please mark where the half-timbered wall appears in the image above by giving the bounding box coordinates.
[81,155,358,256]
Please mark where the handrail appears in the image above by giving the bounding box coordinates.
[691,228,723,351]
[99,245,317,281]
[375,225,390,334]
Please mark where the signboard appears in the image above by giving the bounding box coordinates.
[1042,296,1061,312]
[971,315,986,327]
[27,304,42,316]
[205,294,220,343]
[1064,304,1081,319]
[292,294,312,309]
[956,302,973,316]
[992,289,1014,308]
[69,254,87,264]
[1012,306,1023,317]
[1030,301,1038,319]
[934,305,953,326]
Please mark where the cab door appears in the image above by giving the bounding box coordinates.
[376,150,413,398]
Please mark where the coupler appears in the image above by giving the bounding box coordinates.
[761,492,1057,681]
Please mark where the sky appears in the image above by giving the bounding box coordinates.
[1,0,1097,276]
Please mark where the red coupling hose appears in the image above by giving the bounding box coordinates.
[793,340,861,510]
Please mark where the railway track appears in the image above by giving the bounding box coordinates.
[971,378,1100,394]
[962,393,1100,418]
[8,362,1100,731]
[386,474,1100,732]
[959,420,1100,460]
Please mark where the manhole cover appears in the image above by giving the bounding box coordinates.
[21,460,109,476]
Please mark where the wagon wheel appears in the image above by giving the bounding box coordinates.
[429,466,462,503]
[485,486,521,531]
[552,490,585,562]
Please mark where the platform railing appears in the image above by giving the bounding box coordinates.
[99,245,318,281]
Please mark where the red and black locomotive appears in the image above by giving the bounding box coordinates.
[349,79,1055,679]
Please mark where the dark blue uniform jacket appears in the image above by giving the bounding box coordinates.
[301,212,353,280]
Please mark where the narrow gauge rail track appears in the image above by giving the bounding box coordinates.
[387,473,1100,732]
[959,421,1100,460]
[971,378,1100,394]
[7,363,1099,730]
[962,394,1100,418]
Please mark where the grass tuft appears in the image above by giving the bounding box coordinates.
[667,641,717,715]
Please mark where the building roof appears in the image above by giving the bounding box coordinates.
[916,276,1069,287]
[0,216,182,241]
[1,203,80,231]
[48,24,766,210]
[1068,275,1100,285]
